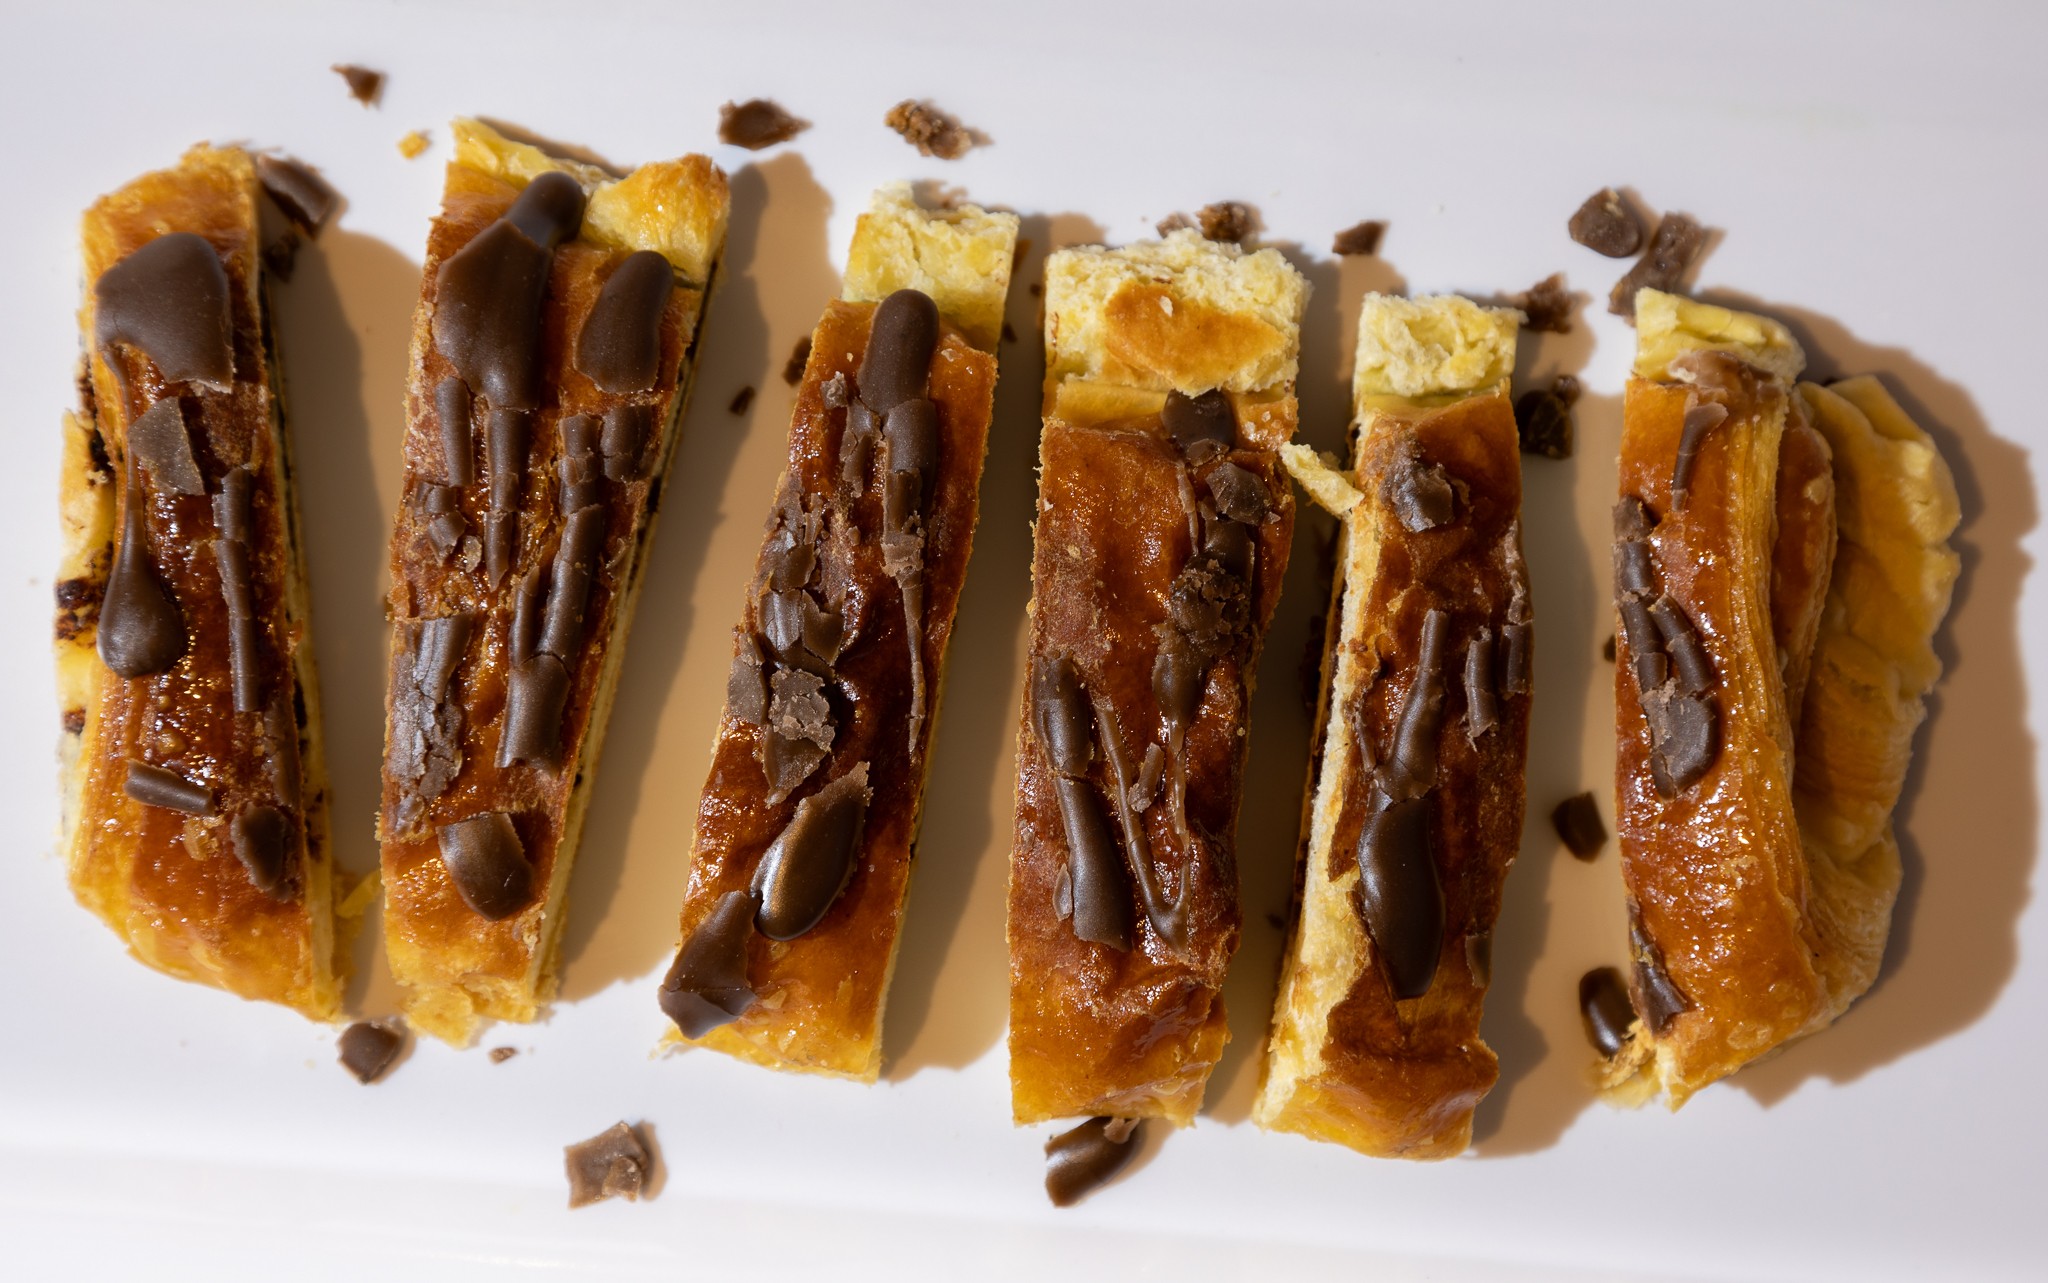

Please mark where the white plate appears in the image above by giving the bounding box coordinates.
[3,1,2043,1278]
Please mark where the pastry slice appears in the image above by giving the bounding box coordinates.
[1598,290,1958,1105]
[59,145,338,1017]
[1008,231,1308,1127]
[657,185,1017,1079]
[379,120,729,1044]
[1255,295,1533,1158]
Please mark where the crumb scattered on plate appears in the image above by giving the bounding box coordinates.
[332,64,383,107]
[337,1020,405,1084]
[718,99,807,150]
[1568,187,1642,257]
[1609,213,1706,318]
[1519,273,1573,334]
[783,335,812,385]
[565,1122,654,1208]
[397,130,430,160]
[1331,220,1386,256]
[884,100,977,159]
[728,386,756,415]
[488,1046,519,1064]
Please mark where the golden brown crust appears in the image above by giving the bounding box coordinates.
[61,145,338,1018]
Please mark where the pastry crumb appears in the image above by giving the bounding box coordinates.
[718,99,807,150]
[397,130,430,160]
[1156,202,1257,244]
[1332,219,1387,256]
[332,64,383,107]
[488,1046,519,1064]
[884,100,978,159]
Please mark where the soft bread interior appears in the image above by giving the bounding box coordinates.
[844,183,1018,351]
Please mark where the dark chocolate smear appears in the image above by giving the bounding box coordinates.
[1514,387,1574,459]
[1355,794,1444,1000]
[575,250,673,395]
[1162,389,1235,460]
[498,653,571,768]
[255,155,339,236]
[337,1021,403,1084]
[436,811,533,920]
[99,460,185,678]
[600,403,656,483]
[658,889,759,1039]
[1383,609,1450,801]
[124,760,215,815]
[128,398,204,495]
[1648,596,1713,695]
[1044,1117,1143,1208]
[717,98,809,150]
[1568,188,1643,258]
[1609,213,1707,318]
[1628,906,1691,1033]
[1579,966,1637,1057]
[502,170,586,250]
[1463,627,1498,741]
[1205,461,1269,525]
[783,335,813,386]
[564,1123,651,1209]
[435,377,476,487]
[1054,776,1134,951]
[432,220,551,411]
[751,764,871,941]
[855,289,939,412]
[1551,792,1607,859]
[231,805,296,900]
[94,232,234,393]
[1671,400,1728,509]
[727,633,769,727]
[1033,653,1095,779]
[388,614,473,832]
[1382,451,1456,532]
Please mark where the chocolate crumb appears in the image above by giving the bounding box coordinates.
[1551,792,1607,859]
[1519,273,1573,334]
[782,335,812,386]
[1265,911,1286,931]
[1568,187,1641,257]
[728,385,755,415]
[884,99,977,159]
[489,1046,518,1064]
[1332,220,1386,256]
[1603,634,1617,662]
[63,709,85,736]
[1579,967,1637,1058]
[331,64,383,107]
[1002,321,1017,344]
[1028,282,1042,298]
[1609,213,1707,318]
[1514,388,1574,459]
[255,155,340,237]
[717,99,808,150]
[564,1122,653,1209]
[1552,373,1582,407]
[1197,202,1256,244]
[337,1020,404,1083]
[1045,1117,1143,1208]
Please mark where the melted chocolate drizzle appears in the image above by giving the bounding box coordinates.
[659,888,760,1038]
[751,763,871,941]
[98,448,186,679]
[574,250,674,395]
[436,811,533,921]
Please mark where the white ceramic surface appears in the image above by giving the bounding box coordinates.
[2,1,2042,1278]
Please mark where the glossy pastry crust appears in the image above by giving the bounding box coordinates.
[667,188,1015,1079]
[59,145,338,1018]
[379,120,728,1044]
[1255,296,1532,1158]
[1008,232,1306,1126]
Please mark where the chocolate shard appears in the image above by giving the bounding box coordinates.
[1053,776,1134,951]
[1648,596,1714,695]
[750,764,872,941]
[1619,596,1664,690]
[1044,1117,1143,1208]
[575,250,674,395]
[436,811,533,921]
[1568,187,1643,258]
[123,760,215,815]
[1643,686,1717,793]
[510,565,546,668]
[1671,400,1728,508]
[1514,387,1574,460]
[1579,966,1637,1057]
[1033,653,1095,778]
[1614,538,1657,597]
[1202,513,1254,580]
[499,653,571,768]
[539,506,605,658]
[432,220,552,411]
[502,171,586,250]
[762,668,834,802]
[389,613,473,831]
[1500,621,1534,697]
[127,398,204,495]
[659,889,759,1039]
[213,464,254,545]
[1131,744,1165,813]
[1384,610,1450,800]
[884,99,976,160]
[337,1020,404,1083]
[1052,864,1074,920]
[727,633,769,727]
[1204,461,1269,525]
[1162,388,1235,461]
[255,155,339,236]
[1609,213,1707,318]
[717,98,808,150]
[1627,905,1691,1033]
[230,806,297,900]
[94,232,235,393]
[1551,792,1607,859]
[599,403,656,483]
[1331,220,1386,257]
[1382,451,1456,532]
[856,288,939,413]
[330,64,383,106]
[563,1122,652,1209]
[1613,494,1657,540]
[1463,627,1498,741]
[435,377,476,487]
[1355,794,1445,1000]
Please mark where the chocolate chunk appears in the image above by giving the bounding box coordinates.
[388,614,473,832]
[95,233,235,394]
[600,403,655,482]
[124,760,215,815]
[883,99,976,159]
[434,377,476,486]
[1167,553,1251,656]
[337,1021,404,1083]
[498,653,570,768]
[1569,188,1642,258]
[727,633,768,726]
[856,289,939,413]
[564,1122,652,1209]
[330,64,383,106]
[213,464,254,544]
[1514,387,1574,459]
[1054,775,1135,952]
[1642,686,1717,794]
[1628,906,1690,1033]
[255,155,339,236]
[1195,201,1255,244]
[575,250,673,395]
[782,335,812,386]
[1204,461,1269,525]
[1500,621,1533,697]
[728,385,755,415]
[1671,400,1728,508]
[214,534,261,713]
[230,806,296,900]
[1151,630,1207,737]
[127,398,204,495]
[1609,213,1706,318]
[1614,538,1657,597]
[1464,628,1498,741]
[1648,596,1713,695]
[762,668,833,802]
[1519,273,1573,334]
[1032,654,1095,778]
[1161,389,1235,460]
[1331,220,1386,256]
[717,98,809,150]
[434,221,553,411]
[1355,794,1444,1000]
[1613,495,1657,541]
[1044,1117,1142,1208]
[1551,792,1607,860]
[759,588,842,675]
[658,888,759,1039]
[1553,374,1582,407]
[1383,610,1449,800]
[751,764,871,940]
[1382,451,1456,532]
[539,506,605,658]
[1579,967,1636,1057]
[436,812,533,920]
[1202,514,1254,580]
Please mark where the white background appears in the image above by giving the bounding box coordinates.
[1,1,2041,1278]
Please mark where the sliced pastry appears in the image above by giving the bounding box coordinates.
[1598,289,1958,1105]
[1255,294,1533,1158]
[59,144,339,1017]
[378,120,729,1044]
[658,184,1017,1079]
[1008,230,1307,1128]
